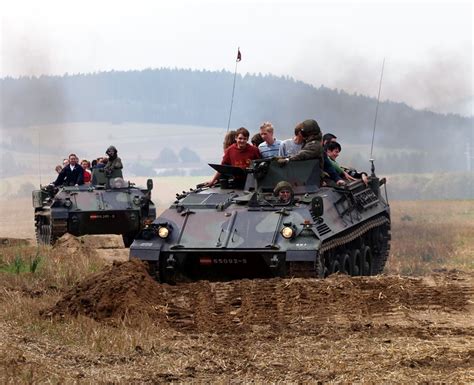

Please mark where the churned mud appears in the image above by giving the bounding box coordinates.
[47,260,474,334]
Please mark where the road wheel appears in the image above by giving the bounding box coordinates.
[361,246,373,276]
[350,249,362,276]
[339,253,351,275]
[329,257,341,275]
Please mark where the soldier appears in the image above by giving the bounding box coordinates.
[104,146,123,176]
[273,181,294,204]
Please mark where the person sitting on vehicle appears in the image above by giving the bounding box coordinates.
[93,157,106,169]
[279,124,304,157]
[278,119,323,163]
[320,133,346,186]
[53,153,84,186]
[206,127,261,186]
[322,133,337,149]
[223,130,237,151]
[258,122,282,159]
[81,159,92,184]
[273,181,294,204]
[104,146,123,176]
[251,133,264,147]
[326,142,357,182]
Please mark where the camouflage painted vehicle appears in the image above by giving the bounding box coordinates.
[32,168,156,247]
[129,159,390,282]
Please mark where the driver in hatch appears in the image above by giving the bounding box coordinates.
[274,181,294,204]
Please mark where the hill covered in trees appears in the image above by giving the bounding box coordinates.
[1,68,472,173]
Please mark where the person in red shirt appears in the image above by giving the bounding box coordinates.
[81,159,92,184]
[207,127,260,186]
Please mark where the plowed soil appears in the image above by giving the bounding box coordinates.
[25,259,472,382]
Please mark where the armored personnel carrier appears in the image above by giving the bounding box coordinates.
[130,159,390,281]
[32,168,156,247]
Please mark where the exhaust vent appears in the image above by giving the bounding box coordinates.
[316,223,331,236]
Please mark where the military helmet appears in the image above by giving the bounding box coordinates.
[106,145,118,156]
[300,119,321,139]
[273,180,293,196]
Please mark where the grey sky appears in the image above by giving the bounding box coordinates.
[1,0,472,115]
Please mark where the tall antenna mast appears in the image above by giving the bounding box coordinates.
[227,47,241,132]
[370,58,385,177]
[37,127,42,185]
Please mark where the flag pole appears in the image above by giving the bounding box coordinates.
[227,47,241,131]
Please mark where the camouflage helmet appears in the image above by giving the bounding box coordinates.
[300,119,321,139]
[273,181,293,196]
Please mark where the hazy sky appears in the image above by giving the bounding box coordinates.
[1,0,472,115]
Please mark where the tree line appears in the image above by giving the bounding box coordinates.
[1,68,472,173]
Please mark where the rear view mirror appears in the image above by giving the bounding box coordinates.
[311,196,324,218]
[147,179,153,191]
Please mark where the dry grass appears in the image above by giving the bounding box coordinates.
[387,200,474,275]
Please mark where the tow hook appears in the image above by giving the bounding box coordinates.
[166,254,176,270]
[270,254,279,268]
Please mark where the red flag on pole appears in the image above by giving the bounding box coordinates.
[236,48,241,62]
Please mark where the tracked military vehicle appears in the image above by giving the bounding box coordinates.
[130,159,390,281]
[33,168,156,247]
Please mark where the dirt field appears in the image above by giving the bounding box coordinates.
[1,200,473,382]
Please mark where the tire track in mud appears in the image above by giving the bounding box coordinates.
[47,261,474,336]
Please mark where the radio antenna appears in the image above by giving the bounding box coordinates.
[227,47,242,131]
[370,58,385,177]
[37,127,42,186]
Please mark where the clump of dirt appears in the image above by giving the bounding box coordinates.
[52,234,129,263]
[44,259,163,322]
[52,233,96,258]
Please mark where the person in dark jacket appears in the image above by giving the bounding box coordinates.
[54,153,84,186]
[104,146,123,175]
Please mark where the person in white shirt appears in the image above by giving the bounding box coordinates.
[279,124,304,157]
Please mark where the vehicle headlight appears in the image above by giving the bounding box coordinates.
[157,226,170,239]
[281,226,294,239]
